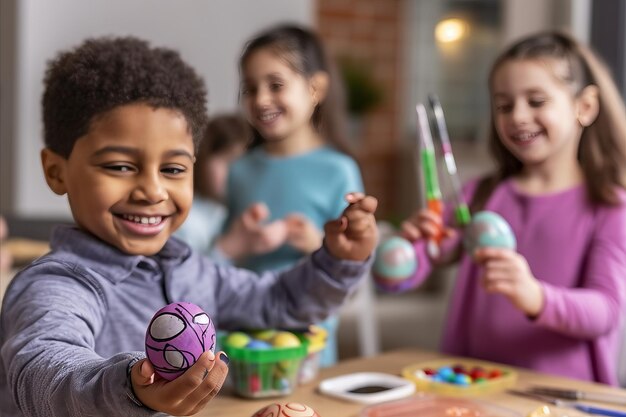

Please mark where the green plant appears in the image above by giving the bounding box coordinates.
[338,56,384,115]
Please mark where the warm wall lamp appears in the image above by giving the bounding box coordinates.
[435,18,468,43]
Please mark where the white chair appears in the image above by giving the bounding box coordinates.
[351,220,398,357]
[353,272,380,357]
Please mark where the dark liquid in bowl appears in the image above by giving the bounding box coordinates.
[348,385,395,394]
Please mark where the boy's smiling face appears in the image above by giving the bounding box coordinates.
[42,104,195,255]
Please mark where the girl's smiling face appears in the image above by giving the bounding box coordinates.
[240,48,318,145]
[42,103,195,255]
[491,58,585,171]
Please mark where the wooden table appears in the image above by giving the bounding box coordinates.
[201,348,626,417]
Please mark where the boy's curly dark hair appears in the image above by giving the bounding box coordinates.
[42,36,209,157]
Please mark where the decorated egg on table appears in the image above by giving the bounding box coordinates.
[251,402,320,417]
[463,211,516,255]
[372,236,417,284]
[145,302,215,380]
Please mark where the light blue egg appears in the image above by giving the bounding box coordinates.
[464,211,516,254]
[245,339,272,350]
[372,236,417,281]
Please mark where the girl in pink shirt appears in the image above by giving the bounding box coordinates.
[399,32,626,385]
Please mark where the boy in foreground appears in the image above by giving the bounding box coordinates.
[0,36,378,417]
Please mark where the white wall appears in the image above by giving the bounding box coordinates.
[501,0,591,46]
[8,0,313,218]
[501,0,552,45]
[402,0,444,136]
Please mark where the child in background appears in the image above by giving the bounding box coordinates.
[223,24,364,367]
[174,113,250,256]
[0,37,378,417]
[399,32,626,385]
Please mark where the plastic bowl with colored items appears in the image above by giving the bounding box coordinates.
[222,330,309,398]
[401,359,517,396]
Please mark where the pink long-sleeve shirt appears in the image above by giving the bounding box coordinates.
[405,178,626,385]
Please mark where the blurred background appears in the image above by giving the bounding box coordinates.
[1,0,625,365]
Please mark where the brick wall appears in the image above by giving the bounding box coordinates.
[316,0,404,219]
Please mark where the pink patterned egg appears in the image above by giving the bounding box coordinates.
[251,402,320,417]
[145,302,215,380]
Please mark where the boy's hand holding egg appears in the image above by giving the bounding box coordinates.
[130,302,228,415]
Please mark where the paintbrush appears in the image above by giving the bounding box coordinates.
[528,386,626,407]
[508,390,626,417]
[427,93,471,226]
[416,103,444,258]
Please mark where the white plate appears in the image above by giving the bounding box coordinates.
[318,372,416,405]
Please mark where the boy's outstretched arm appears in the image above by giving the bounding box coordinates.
[2,265,229,417]
[323,193,378,261]
[1,268,151,417]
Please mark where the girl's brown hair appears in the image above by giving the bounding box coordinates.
[239,24,353,157]
[478,31,626,208]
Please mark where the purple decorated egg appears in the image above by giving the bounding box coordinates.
[145,302,216,380]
